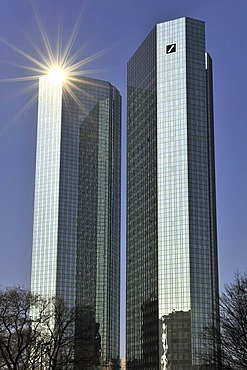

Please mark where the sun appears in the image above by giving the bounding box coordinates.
[48,67,66,84]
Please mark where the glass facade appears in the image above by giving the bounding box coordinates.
[127,17,220,370]
[127,27,159,370]
[31,76,121,368]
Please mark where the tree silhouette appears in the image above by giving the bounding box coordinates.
[201,271,247,369]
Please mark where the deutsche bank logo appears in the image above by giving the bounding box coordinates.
[166,43,176,54]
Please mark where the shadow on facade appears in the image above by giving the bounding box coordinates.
[74,307,101,369]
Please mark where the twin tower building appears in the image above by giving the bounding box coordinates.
[31,18,220,369]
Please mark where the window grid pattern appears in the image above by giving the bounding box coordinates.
[156,18,220,368]
[157,19,192,369]
[75,79,121,364]
[31,77,121,366]
[157,18,191,316]
[186,22,220,364]
[31,77,63,299]
[127,17,220,370]
[127,28,159,369]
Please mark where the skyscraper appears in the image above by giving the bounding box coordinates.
[126,17,220,369]
[31,74,121,368]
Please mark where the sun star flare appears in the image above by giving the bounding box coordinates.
[0,0,113,137]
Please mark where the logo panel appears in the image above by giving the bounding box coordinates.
[166,43,176,54]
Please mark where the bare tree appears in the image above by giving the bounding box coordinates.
[201,271,247,369]
[38,298,75,370]
[0,287,47,369]
[0,287,76,370]
[220,271,247,369]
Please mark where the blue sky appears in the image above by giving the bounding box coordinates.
[0,0,247,357]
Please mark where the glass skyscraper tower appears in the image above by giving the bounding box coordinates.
[31,75,121,368]
[126,17,220,369]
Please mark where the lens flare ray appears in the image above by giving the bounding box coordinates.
[0,0,114,137]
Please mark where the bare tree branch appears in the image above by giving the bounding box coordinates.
[200,270,247,370]
[0,288,76,369]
